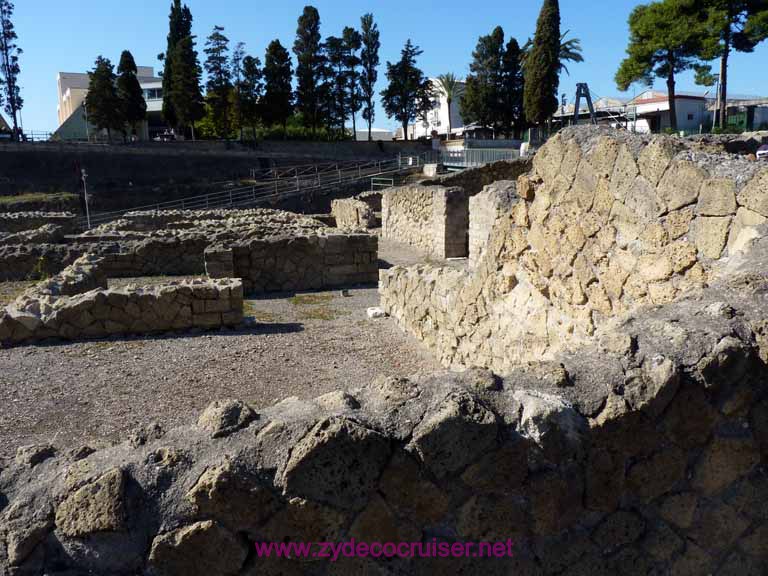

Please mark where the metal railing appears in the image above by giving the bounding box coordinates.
[77,155,423,229]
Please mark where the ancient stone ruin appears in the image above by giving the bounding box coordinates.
[0,127,767,575]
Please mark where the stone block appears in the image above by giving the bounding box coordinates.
[657,160,708,212]
[736,167,768,216]
[697,178,737,216]
[693,216,731,259]
[55,468,125,537]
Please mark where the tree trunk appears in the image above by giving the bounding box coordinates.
[446,98,452,140]
[403,120,408,141]
[719,36,730,130]
[352,112,357,141]
[367,108,372,141]
[667,60,678,133]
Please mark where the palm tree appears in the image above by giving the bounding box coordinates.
[522,30,584,76]
[435,73,464,139]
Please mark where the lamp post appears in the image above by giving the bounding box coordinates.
[82,101,90,142]
[711,74,720,132]
[81,169,91,229]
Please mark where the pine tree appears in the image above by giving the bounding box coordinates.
[616,0,710,132]
[381,40,434,141]
[160,0,192,129]
[293,6,326,135]
[500,38,525,138]
[168,35,205,139]
[84,56,123,142]
[343,26,362,138]
[0,0,22,141]
[324,35,347,137]
[460,26,505,132]
[204,25,232,139]
[523,0,561,127]
[230,41,246,140]
[692,0,768,128]
[262,39,293,137]
[116,50,147,139]
[240,55,263,139]
[360,13,380,141]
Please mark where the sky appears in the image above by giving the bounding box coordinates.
[12,0,768,134]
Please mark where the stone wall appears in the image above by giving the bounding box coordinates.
[382,185,469,258]
[421,158,532,195]
[0,255,243,346]
[1,255,766,574]
[0,211,77,234]
[331,198,376,231]
[381,127,768,372]
[469,180,518,266]
[205,233,378,293]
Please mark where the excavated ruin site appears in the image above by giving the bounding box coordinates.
[1,126,768,575]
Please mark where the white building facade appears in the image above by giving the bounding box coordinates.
[407,78,465,140]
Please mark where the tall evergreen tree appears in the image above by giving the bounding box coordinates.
[343,26,362,138]
[359,13,380,141]
[381,40,433,141]
[523,0,561,126]
[204,25,232,138]
[293,6,326,135]
[460,26,505,131]
[0,0,22,141]
[240,55,263,139]
[160,0,192,129]
[116,50,147,139]
[230,41,246,140]
[168,35,205,139]
[262,39,293,136]
[324,35,347,137]
[616,0,710,132]
[500,37,526,138]
[85,56,123,142]
[692,0,768,128]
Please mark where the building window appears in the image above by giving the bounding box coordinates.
[143,88,162,101]
[687,113,694,121]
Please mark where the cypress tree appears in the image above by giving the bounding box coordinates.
[293,6,325,135]
[204,25,232,139]
[523,0,561,127]
[84,56,123,142]
[324,35,347,137]
[0,0,22,141]
[240,55,263,140]
[116,50,147,139]
[500,38,525,138]
[160,0,192,129]
[360,13,380,141]
[230,42,246,140]
[169,35,204,139]
[343,26,362,138]
[262,39,293,137]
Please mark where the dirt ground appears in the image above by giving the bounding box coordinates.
[0,239,450,460]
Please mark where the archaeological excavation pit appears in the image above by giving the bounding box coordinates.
[0,126,767,576]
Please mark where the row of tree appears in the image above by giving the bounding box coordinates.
[617,0,768,131]
[0,0,23,141]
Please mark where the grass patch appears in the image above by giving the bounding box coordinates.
[0,192,79,207]
[289,293,334,306]
[243,300,280,323]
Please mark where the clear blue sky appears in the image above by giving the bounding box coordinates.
[13,0,768,133]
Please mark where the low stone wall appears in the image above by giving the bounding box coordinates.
[0,255,243,346]
[382,185,468,258]
[381,127,768,372]
[205,233,378,293]
[0,236,208,281]
[0,265,766,574]
[0,211,77,234]
[120,208,327,234]
[421,158,532,195]
[469,180,518,266]
[331,198,376,230]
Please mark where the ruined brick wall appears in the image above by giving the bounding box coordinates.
[0,212,77,234]
[205,233,378,294]
[468,180,518,267]
[381,127,768,372]
[330,198,376,230]
[382,185,468,259]
[0,255,242,346]
[1,262,766,574]
[421,157,532,195]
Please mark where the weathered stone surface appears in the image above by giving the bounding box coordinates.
[638,138,677,186]
[693,216,732,259]
[659,492,698,529]
[692,435,761,495]
[626,446,687,502]
[282,416,390,509]
[14,444,55,468]
[148,520,247,576]
[658,160,707,211]
[736,167,768,216]
[457,494,528,542]
[197,399,257,438]
[591,510,646,553]
[697,178,737,216]
[378,451,450,524]
[55,468,125,537]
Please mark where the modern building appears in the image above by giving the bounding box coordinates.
[710,96,768,132]
[54,66,165,141]
[406,78,466,140]
[624,90,711,134]
[354,128,394,141]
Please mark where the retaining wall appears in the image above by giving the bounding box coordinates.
[0,255,242,346]
[421,158,532,195]
[382,185,469,259]
[0,212,77,234]
[205,233,378,293]
[331,198,376,230]
[381,127,768,372]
